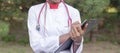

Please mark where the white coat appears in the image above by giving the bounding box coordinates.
[27,2,83,53]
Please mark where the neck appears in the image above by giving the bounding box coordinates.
[48,2,60,9]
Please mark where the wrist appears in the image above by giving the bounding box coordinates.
[73,36,82,45]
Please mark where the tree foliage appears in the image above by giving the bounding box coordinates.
[0,0,45,22]
[65,0,111,21]
[78,0,110,19]
[2,0,120,41]
[0,0,111,22]
[0,0,45,38]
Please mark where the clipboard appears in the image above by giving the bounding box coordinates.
[55,19,98,53]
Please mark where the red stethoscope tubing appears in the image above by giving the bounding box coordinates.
[36,1,72,31]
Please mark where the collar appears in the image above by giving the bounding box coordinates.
[49,3,59,9]
[47,2,63,9]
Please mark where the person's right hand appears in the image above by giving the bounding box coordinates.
[69,21,87,44]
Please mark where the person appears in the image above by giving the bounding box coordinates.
[27,0,88,53]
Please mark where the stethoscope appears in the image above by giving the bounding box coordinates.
[36,0,72,31]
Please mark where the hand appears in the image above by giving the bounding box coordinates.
[69,21,88,44]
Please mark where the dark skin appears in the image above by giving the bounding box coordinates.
[47,0,88,53]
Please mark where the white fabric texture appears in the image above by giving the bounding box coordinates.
[27,2,83,53]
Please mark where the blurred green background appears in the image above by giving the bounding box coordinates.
[0,0,120,53]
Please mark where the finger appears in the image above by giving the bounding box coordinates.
[80,23,88,35]
[83,23,88,31]
[77,23,81,32]
[70,25,74,38]
[78,23,83,35]
[71,22,81,39]
[73,26,81,42]
[71,25,79,39]
[73,25,78,36]
[75,24,81,37]
[69,27,73,39]
[72,22,81,32]
[72,26,76,38]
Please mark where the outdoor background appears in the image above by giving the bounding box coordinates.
[0,0,120,53]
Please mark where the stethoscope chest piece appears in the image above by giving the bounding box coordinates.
[36,24,40,31]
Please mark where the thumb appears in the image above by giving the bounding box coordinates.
[83,23,88,31]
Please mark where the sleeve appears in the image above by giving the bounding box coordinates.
[70,37,84,53]
[71,9,81,23]
[76,37,84,53]
[27,6,59,53]
[70,9,84,53]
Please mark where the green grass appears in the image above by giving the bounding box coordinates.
[1,35,16,42]
[17,38,29,45]
[97,35,109,41]
[0,43,32,53]
[84,38,90,43]
[0,21,9,36]
[1,35,29,45]
[0,21,29,45]
[0,41,32,53]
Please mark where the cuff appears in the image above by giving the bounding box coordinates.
[70,37,84,53]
